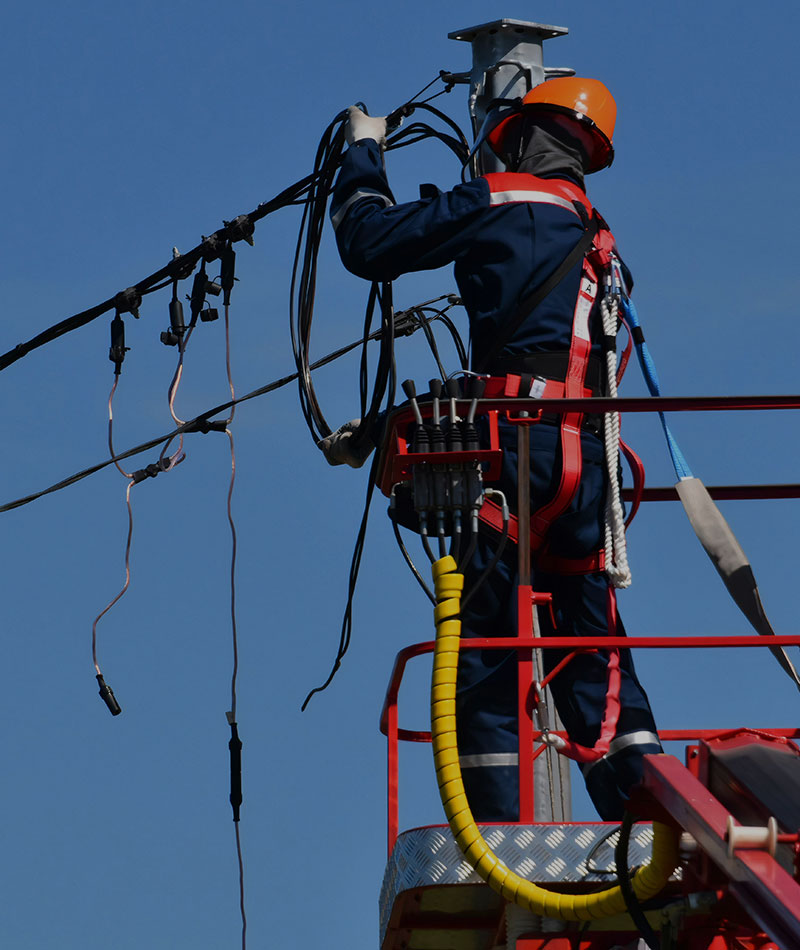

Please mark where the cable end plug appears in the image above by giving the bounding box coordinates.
[96,674,122,716]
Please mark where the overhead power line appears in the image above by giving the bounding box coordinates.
[0,173,320,376]
[0,298,462,515]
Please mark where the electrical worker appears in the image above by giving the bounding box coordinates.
[324,78,662,821]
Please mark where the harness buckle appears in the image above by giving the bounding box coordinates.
[505,409,543,425]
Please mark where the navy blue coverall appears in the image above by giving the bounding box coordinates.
[331,138,661,820]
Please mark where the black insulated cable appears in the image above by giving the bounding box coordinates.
[460,489,509,613]
[614,812,662,950]
[390,507,435,605]
[0,172,318,375]
[0,301,458,516]
[0,90,467,376]
[301,446,382,711]
[289,112,350,442]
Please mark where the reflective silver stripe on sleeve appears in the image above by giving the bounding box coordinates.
[331,188,393,230]
[488,190,580,214]
[459,752,519,768]
[580,730,663,779]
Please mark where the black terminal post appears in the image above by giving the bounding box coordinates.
[226,711,243,822]
[96,673,122,716]
[109,312,128,375]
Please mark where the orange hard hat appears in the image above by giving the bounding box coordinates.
[487,77,616,173]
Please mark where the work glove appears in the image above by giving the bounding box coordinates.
[318,418,375,468]
[346,106,388,148]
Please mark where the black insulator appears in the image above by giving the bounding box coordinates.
[200,307,219,323]
[223,214,255,247]
[96,674,122,716]
[205,280,222,298]
[160,330,179,347]
[220,245,236,306]
[228,721,243,822]
[189,269,207,320]
[169,297,185,336]
[109,315,129,374]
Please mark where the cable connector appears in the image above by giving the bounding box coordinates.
[183,418,228,434]
[96,673,122,716]
[220,244,236,306]
[226,711,243,822]
[131,462,163,484]
[168,246,196,283]
[113,287,141,319]
[223,214,255,247]
[200,232,225,263]
[161,282,186,347]
[109,314,129,375]
[439,69,469,91]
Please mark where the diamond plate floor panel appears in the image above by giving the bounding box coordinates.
[380,822,656,946]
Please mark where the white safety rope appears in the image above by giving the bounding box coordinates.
[600,291,632,588]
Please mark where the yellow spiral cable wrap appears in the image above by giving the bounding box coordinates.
[430,555,678,921]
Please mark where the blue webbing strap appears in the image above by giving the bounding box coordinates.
[620,295,694,481]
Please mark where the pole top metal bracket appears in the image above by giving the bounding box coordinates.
[448,19,568,43]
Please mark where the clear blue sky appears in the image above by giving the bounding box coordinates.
[2,2,799,947]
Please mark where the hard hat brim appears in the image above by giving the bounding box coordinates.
[486,103,614,174]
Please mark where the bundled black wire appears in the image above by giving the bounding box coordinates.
[288,95,469,454]
[386,101,470,165]
[289,111,350,442]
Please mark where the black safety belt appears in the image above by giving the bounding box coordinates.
[478,213,600,373]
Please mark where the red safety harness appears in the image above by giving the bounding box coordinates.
[476,172,643,575]
[474,174,642,763]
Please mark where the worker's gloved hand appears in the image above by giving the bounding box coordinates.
[346,106,388,147]
[318,419,375,468]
